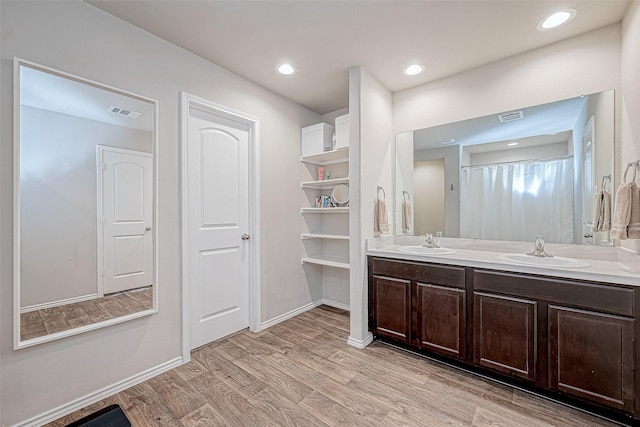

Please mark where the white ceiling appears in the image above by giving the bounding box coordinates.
[21,64,154,132]
[87,0,631,115]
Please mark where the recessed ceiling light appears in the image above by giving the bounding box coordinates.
[537,9,577,31]
[508,142,519,146]
[403,64,425,76]
[276,63,296,75]
[437,138,456,145]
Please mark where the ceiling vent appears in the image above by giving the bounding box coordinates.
[498,110,524,123]
[108,106,142,119]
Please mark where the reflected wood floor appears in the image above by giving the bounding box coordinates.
[21,287,152,341]
[47,305,618,426]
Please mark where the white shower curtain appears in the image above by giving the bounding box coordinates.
[460,158,574,244]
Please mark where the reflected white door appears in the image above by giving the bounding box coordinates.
[99,147,153,295]
[187,106,250,350]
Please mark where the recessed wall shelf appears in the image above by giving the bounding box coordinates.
[300,147,349,165]
[301,255,350,269]
[301,207,349,214]
[300,177,350,189]
[301,233,349,240]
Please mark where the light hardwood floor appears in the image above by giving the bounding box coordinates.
[21,287,153,341]
[47,306,620,426]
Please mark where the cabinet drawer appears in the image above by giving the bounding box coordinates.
[371,258,465,288]
[473,269,634,317]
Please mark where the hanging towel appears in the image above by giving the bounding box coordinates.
[628,184,640,239]
[592,190,611,232]
[374,198,389,234]
[402,200,413,233]
[611,183,634,240]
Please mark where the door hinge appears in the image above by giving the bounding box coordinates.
[101,269,104,277]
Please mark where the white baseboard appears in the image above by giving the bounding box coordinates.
[20,293,98,314]
[348,333,373,349]
[320,299,350,311]
[257,300,323,331]
[15,357,183,427]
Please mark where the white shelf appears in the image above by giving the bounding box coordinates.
[300,177,349,190]
[300,148,349,165]
[301,233,349,240]
[301,255,350,269]
[301,207,349,214]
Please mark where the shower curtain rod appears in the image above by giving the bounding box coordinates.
[461,155,574,170]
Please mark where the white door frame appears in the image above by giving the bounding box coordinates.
[96,145,153,297]
[180,92,261,362]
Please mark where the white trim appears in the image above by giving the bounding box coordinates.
[13,58,160,350]
[321,299,351,312]
[20,293,98,314]
[13,357,183,427]
[257,300,323,331]
[347,332,374,349]
[180,92,261,362]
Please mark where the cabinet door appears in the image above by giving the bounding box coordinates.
[370,276,411,343]
[473,292,537,382]
[549,305,634,411]
[415,282,466,359]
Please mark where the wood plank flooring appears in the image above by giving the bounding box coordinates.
[21,286,152,341]
[46,305,620,426]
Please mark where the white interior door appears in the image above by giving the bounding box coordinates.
[100,147,153,295]
[187,106,250,350]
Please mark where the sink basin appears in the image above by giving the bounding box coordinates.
[396,246,456,256]
[497,253,590,269]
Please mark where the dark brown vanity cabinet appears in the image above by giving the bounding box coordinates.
[368,258,466,359]
[368,256,639,419]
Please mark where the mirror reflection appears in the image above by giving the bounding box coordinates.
[331,184,349,206]
[395,91,614,246]
[16,61,157,346]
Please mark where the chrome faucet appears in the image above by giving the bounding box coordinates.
[423,233,440,248]
[526,234,553,257]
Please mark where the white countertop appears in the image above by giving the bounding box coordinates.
[367,237,640,287]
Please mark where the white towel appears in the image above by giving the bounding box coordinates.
[592,190,611,232]
[374,199,389,234]
[611,183,634,240]
[402,201,413,233]
[628,184,640,239]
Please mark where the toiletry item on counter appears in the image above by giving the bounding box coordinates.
[317,166,325,181]
[315,197,322,208]
[325,172,331,180]
[321,195,331,208]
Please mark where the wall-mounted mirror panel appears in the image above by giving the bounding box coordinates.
[396,90,614,246]
[14,59,158,349]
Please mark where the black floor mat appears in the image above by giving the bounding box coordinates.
[65,404,131,427]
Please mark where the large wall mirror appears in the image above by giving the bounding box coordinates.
[395,90,614,247]
[14,59,158,349]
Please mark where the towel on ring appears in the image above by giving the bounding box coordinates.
[611,183,635,240]
[628,184,640,239]
[374,198,389,234]
[402,200,413,233]
[591,189,611,232]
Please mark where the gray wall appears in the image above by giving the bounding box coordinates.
[0,1,320,425]
[20,106,152,308]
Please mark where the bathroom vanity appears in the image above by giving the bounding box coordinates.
[367,240,640,423]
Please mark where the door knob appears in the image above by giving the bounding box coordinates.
[241,233,251,240]
[145,226,152,231]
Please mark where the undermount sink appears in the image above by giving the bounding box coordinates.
[497,253,590,269]
[396,246,456,256]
